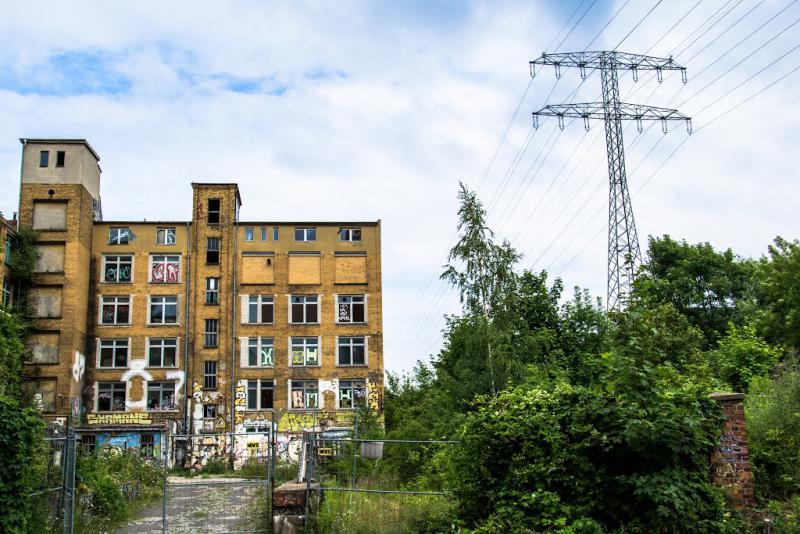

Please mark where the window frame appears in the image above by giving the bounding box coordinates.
[260,227,268,241]
[108,227,130,245]
[245,294,274,324]
[338,379,367,409]
[1,278,12,308]
[246,379,275,410]
[289,380,319,410]
[273,227,279,241]
[207,198,221,224]
[146,381,177,411]
[244,227,254,241]
[39,150,49,167]
[337,336,367,366]
[243,336,274,368]
[99,295,131,325]
[56,150,66,167]
[148,295,178,325]
[336,294,366,324]
[147,337,178,368]
[97,338,129,369]
[204,319,219,348]
[294,227,317,242]
[338,227,362,242]
[149,254,181,284]
[203,360,218,389]
[289,336,320,367]
[206,277,220,305]
[206,237,220,264]
[96,382,126,412]
[102,255,134,283]
[156,227,177,245]
[289,295,319,324]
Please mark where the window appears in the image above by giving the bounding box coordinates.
[290,380,319,409]
[141,433,156,457]
[273,227,279,241]
[2,278,13,308]
[25,379,56,412]
[204,319,218,348]
[203,404,216,420]
[97,382,126,412]
[39,150,49,167]
[150,255,180,283]
[4,238,11,265]
[246,337,274,367]
[207,198,220,224]
[246,379,274,410]
[245,227,254,241]
[149,296,178,324]
[148,338,177,367]
[80,434,96,455]
[338,337,366,366]
[103,255,133,283]
[56,151,66,167]
[203,361,218,389]
[98,339,128,368]
[260,227,267,241]
[338,228,362,242]
[338,380,367,409]
[247,295,274,324]
[290,295,318,323]
[109,227,130,245]
[290,337,319,366]
[147,382,176,411]
[337,295,365,323]
[206,237,220,264]
[100,296,130,325]
[156,227,176,245]
[294,227,316,242]
[206,278,220,304]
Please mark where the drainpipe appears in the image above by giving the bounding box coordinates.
[230,201,239,464]
[182,221,192,435]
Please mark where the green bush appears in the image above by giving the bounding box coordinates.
[203,456,228,474]
[711,324,781,392]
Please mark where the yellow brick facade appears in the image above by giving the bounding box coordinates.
[16,139,384,456]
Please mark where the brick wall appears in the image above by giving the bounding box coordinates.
[710,392,755,509]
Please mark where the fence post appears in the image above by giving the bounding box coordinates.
[162,435,169,533]
[267,411,275,534]
[62,399,77,534]
[351,412,359,490]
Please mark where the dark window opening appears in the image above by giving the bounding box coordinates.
[141,433,156,457]
[204,319,219,348]
[203,360,218,389]
[207,198,221,224]
[56,151,66,167]
[206,237,220,264]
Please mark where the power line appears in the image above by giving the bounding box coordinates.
[584,0,633,51]
[614,0,664,50]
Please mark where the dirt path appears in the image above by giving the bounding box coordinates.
[115,477,270,534]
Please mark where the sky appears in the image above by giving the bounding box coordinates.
[0,0,798,373]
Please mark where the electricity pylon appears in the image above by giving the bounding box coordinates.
[530,51,692,310]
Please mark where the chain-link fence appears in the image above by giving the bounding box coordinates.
[27,423,78,533]
[303,433,457,534]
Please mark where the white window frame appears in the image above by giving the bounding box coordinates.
[96,338,130,369]
[338,227,362,242]
[156,227,177,245]
[241,337,275,368]
[148,295,179,325]
[288,379,319,410]
[149,254,181,284]
[336,336,368,366]
[243,294,274,324]
[96,381,127,412]
[98,295,132,325]
[337,379,367,409]
[246,379,275,410]
[102,255,134,283]
[146,381,177,411]
[206,277,220,304]
[244,227,254,241]
[288,294,320,324]
[289,336,321,367]
[294,227,317,242]
[146,337,179,368]
[335,294,367,324]
[260,226,268,241]
[108,227,130,245]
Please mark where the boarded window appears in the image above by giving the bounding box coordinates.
[32,202,67,231]
[288,254,320,285]
[334,254,367,284]
[241,254,274,284]
[31,286,62,318]
[34,243,65,273]
[28,332,60,364]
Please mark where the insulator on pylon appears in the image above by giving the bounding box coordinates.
[579,64,587,79]
[583,116,590,131]
[557,115,565,130]
[656,67,663,83]
[530,63,536,79]
[554,63,562,79]
[631,66,639,82]
[681,69,688,84]
[636,118,643,133]
[686,118,693,134]
[532,114,540,129]
[661,118,668,134]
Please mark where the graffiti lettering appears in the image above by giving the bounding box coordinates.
[88,412,153,425]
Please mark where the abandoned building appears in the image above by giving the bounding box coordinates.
[11,138,384,466]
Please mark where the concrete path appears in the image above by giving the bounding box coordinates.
[115,477,270,534]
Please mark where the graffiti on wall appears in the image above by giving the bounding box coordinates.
[151,258,180,283]
[87,412,153,425]
[121,360,153,410]
[72,350,85,384]
[234,380,246,425]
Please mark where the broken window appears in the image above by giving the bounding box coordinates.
[148,338,177,367]
[338,380,367,409]
[204,319,218,348]
[100,296,130,325]
[290,295,318,323]
[203,361,217,389]
[97,382,126,412]
[206,237,220,264]
[290,380,318,409]
[245,227,254,241]
[337,295,365,323]
[39,150,49,167]
[206,277,219,304]
[156,227,176,245]
[203,404,216,420]
[141,433,156,457]
[290,337,319,366]
[207,198,221,224]
[247,379,274,410]
[109,227,130,245]
[147,382,176,411]
[98,339,128,368]
[103,255,133,283]
[149,295,178,324]
[246,337,274,367]
[150,255,180,283]
[338,337,366,366]
[247,294,273,324]
[338,227,362,242]
[294,227,316,242]
[56,150,66,167]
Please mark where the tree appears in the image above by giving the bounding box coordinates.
[711,324,781,393]
[754,237,800,351]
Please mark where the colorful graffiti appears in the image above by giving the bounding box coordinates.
[151,258,179,283]
[87,412,153,425]
[234,380,246,424]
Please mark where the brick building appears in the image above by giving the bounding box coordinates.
[0,213,16,309]
[16,138,383,464]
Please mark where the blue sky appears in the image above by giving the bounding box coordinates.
[0,0,798,372]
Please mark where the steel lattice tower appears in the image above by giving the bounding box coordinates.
[530,51,692,310]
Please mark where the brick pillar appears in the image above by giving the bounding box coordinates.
[709,392,755,509]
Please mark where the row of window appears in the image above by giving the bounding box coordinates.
[39,150,66,168]
[105,225,364,246]
[95,335,368,368]
[99,294,367,325]
[96,378,367,413]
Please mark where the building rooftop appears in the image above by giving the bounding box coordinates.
[19,138,100,161]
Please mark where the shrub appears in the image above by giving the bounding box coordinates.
[203,456,228,474]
